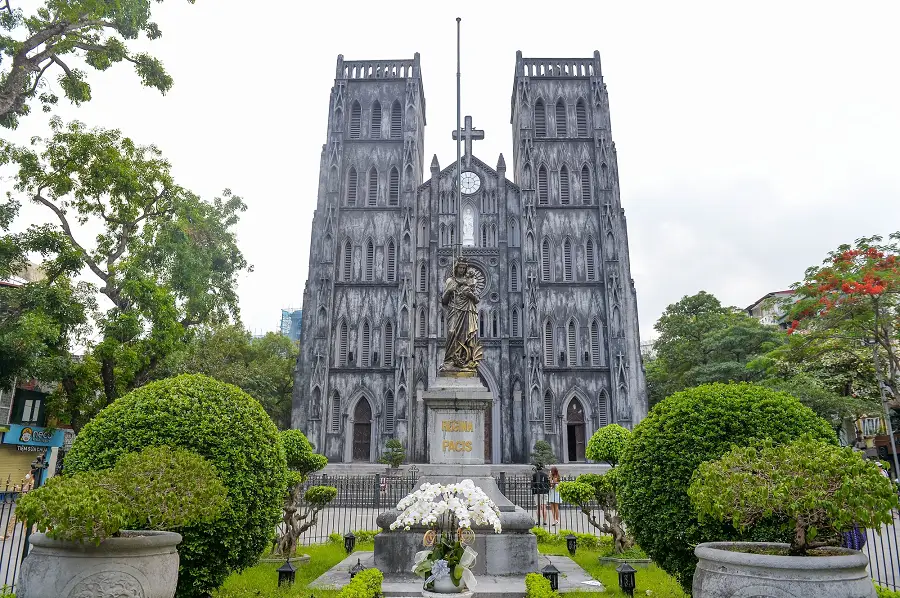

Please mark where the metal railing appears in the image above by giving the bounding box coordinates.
[0,479,33,592]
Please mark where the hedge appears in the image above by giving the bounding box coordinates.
[525,572,559,598]
[338,568,383,598]
[617,382,836,593]
[64,374,289,598]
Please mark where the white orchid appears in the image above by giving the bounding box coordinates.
[390,479,502,534]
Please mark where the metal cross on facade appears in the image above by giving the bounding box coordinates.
[452,115,485,161]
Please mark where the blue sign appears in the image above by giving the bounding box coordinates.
[3,424,66,448]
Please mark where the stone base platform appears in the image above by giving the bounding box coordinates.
[309,552,606,597]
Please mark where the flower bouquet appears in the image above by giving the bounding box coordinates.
[390,479,502,593]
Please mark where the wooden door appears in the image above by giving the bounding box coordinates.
[566,399,586,462]
[352,400,372,461]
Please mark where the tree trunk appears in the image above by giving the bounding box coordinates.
[100,357,118,405]
[790,525,807,556]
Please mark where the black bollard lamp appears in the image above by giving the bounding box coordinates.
[566,534,577,555]
[350,558,366,579]
[277,560,296,586]
[344,531,356,554]
[541,563,560,591]
[616,562,636,597]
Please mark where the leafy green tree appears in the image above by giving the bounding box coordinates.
[0,0,194,128]
[689,436,898,555]
[559,424,633,552]
[647,291,784,406]
[530,440,556,470]
[785,234,900,400]
[0,199,92,389]
[380,438,406,468]
[0,119,248,423]
[160,325,297,428]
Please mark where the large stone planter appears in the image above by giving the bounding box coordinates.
[18,530,182,598]
[693,541,876,598]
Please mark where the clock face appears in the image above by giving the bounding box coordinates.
[460,171,481,195]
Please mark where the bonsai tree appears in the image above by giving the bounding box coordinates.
[18,446,227,543]
[275,429,336,559]
[64,374,289,598]
[558,424,633,553]
[531,440,556,470]
[380,438,406,468]
[689,435,898,555]
[616,382,838,592]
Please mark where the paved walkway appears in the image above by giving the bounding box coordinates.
[310,551,604,597]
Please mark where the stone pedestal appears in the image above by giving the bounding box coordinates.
[373,376,538,575]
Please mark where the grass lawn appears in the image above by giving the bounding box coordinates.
[213,538,687,597]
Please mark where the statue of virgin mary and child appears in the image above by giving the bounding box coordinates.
[441,257,484,374]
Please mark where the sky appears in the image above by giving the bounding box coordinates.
[5,0,900,342]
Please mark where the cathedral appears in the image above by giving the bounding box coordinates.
[292,51,647,464]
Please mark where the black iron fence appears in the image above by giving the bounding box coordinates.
[0,479,33,593]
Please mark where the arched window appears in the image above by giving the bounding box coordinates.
[439,223,446,247]
[586,238,596,281]
[563,238,573,281]
[342,240,352,281]
[390,100,402,138]
[534,99,546,137]
[601,162,609,188]
[346,167,358,206]
[581,165,591,204]
[576,99,588,137]
[439,308,445,337]
[538,165,549,205]
[481,223,488,248]
[386,239,396,282]
[598,390,610,427]
[591,320,602,365]
[383,322,394,367]
[560,166,570,205]
[350,101,361,138]
[541,238,551,281]
[492,310,499,337]
[418,220,428,247]
[365,239,374,281]
[337,320,349,366]
[418,262,427,292]
[330,391,341,432]
[370,101,382,139]
[567,320,577,366]
[479,311,486,337]
[405,164,413,190]
[555,100,567,136]
[367,168,378,206]
[388,167,400,206]
[490,223,497,246]
[509,219,520,246]
[510,263,519,292]
[417,307,426,337]
[449,225,455,247]
[360,320,371,367]
[324,233,333,261]
[543,390,553,432]
[543,320,554,366]
[384,390,395,433]
[317,306,327,337]
[511,308,520,337]
[329,165,338,192]
[526,232,535,261]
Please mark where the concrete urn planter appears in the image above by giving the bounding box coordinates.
[693,542,875,598]
[17,530,182,598]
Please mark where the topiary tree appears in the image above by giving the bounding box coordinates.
[18,446,226,544]
[275,429,335,559]
[63,374,289,598]
[617,382,837,593]
[689,435,898,555]
[559,424,633,552]
[531,440,556,470]
[379,438,406,468]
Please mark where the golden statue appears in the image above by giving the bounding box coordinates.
[441,257,483,374]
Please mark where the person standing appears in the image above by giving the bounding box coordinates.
[531,464,550,525]
[548,466,561,527]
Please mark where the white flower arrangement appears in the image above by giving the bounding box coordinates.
[390,479,502,533]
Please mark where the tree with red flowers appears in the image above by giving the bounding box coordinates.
[786,234,900,399]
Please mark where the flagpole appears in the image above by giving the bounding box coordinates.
[455,17,462,262]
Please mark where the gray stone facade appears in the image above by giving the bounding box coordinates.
[292,51,647,464]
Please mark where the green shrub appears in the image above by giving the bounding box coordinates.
[379,438,406,468]
[617,382,836,593]
[338,567,383,598]
[689,435,898,554]
[63,374,289,598]
[282,429,328,480]
[876,584,900,598]
[18,446,226,543]
[352,529,380,543]
[530,527,605,551]
[531,440,556,469]
[585,423,630,465]
[525,572,559,598]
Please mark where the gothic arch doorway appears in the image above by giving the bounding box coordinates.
[352,399,373,461]
[566,398,586,462]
